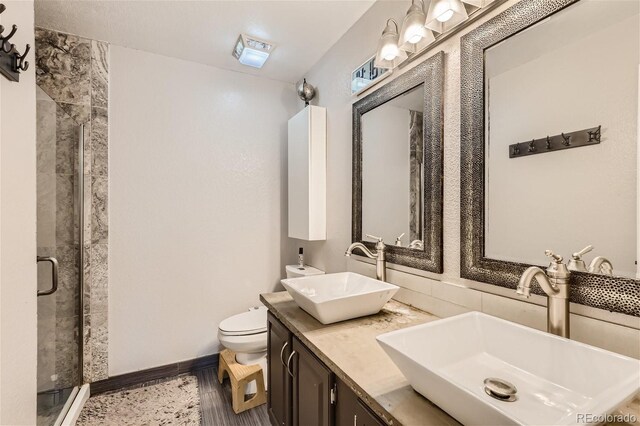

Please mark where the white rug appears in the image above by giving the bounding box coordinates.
[77,375,201,425]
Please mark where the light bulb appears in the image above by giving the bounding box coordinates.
[382,43,399,60]
[405,23,424,44]
[437,9,455,22]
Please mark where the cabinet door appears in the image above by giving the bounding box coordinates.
[335,378,385,426]
[292,337,334,426]
[268,312,292,426]
[354,400,386,426]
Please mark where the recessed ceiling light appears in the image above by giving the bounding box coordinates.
[232,34,275,69]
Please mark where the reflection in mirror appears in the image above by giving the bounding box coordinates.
[361,84,424,249]
[484,0,639,278]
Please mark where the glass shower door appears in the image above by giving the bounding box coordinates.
[36,87,84,425]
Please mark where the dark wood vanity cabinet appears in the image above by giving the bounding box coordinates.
[267,311,385,426]
[335,379,385,426]
[291,338,333,426]
[267,311,293,426]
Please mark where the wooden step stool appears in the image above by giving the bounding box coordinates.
[217,348,267,414]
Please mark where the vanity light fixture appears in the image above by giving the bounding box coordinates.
[425,0,469,33]
[460,0,495,7]
[399,0,436,53]
[374,19,408,70]
[232,34,274,69]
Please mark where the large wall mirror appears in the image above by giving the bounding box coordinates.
[461,0,640,316]
[353,51,444,273]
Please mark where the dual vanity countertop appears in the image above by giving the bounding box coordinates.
[260,291,640,426]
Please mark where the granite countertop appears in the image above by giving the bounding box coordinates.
[260,291,640,426]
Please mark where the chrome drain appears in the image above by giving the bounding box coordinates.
[483,377,518,402]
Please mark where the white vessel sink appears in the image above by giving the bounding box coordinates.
[377,311,640,426]
[281,272,399,324]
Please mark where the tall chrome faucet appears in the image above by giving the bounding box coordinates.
[345,235,387,281]
[516,250,571,338]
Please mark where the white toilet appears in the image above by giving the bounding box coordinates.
[217,265,324,394]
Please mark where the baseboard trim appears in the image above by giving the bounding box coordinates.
[90,353,219,395]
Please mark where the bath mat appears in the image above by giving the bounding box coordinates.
[77,375,201,425]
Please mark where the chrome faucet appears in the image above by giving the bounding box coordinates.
[568,245,614,275]
[345,234,387,281]
[516,250,571,338]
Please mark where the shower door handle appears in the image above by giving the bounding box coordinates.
[37,256,59,296]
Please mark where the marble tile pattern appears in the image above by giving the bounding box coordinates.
[77,376,201,425]
[36,27,110,384]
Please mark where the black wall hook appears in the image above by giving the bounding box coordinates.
[509,125,602,159]
[0,4,29,82]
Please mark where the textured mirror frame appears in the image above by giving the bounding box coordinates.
[459,0,640,317]
[353,51,444,273]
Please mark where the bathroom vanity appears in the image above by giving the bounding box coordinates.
[262,291,640,426]
[262,291,460,426]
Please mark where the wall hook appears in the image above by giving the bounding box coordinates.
[0,24,17,53]
[509,126,602,159]
[587,125,601,143]
[0,4,29,82]
[15,43,29,71]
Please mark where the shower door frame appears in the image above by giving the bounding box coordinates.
[36,122,87,426]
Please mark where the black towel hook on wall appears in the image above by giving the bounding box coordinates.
[0,3,30,82]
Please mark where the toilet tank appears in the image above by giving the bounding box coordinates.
[285,264,324,279]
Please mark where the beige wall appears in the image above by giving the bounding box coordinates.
[0,1,38,423]
[109,46,299,375]
[292,0,640,357]
[485,4,638,274]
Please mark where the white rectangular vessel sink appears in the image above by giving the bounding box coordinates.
[281,272,399,324]
[377,312,640,426]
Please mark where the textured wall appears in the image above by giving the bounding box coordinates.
[35,27,109,382]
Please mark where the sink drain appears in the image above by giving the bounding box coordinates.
[483,378,518,402]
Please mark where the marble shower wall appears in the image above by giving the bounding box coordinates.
[409,110,423,243]
[36,27,109,383]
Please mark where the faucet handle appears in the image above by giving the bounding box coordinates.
[572,245,593,260]
[365,234,383,242]
[545,250,564,263]
[395,233,405,246]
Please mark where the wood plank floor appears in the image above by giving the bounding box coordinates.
[195,366,270,426]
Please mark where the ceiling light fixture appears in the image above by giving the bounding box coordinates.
[425,0,469,33]
[232,34,275,69]
[374,19,408,70]
[399,0,436,53]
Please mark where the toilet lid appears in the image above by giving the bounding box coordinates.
[219,306,267,336]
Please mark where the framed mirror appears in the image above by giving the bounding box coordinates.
[460,0,640,316]
[353,51,444,273]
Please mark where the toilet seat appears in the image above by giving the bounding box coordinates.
[219,306,267,336]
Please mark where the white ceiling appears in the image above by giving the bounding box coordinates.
[34,0,377,83]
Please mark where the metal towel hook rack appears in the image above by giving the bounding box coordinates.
[0,3,30,82]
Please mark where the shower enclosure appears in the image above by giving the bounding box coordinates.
[36,87,85,425]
